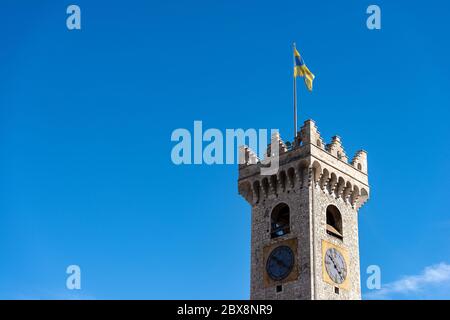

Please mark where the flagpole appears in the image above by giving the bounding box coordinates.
[293,42,298,141]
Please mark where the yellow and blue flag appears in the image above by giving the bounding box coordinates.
[294,48,315,91]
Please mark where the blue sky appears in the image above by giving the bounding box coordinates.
[0,1,449,299]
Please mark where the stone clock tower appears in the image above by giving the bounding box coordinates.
[238,120,370,300]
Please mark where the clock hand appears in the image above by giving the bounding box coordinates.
[273,256,288,269]
[329,255,338,269]
[329,255,344,279]
[329,255,342,273]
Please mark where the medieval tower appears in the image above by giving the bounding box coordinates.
[238,120,370,300]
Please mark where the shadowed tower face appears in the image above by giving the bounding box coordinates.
[238,120,370,300]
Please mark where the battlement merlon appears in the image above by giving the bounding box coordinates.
[238,119,370,209]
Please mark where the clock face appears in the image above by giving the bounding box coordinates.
[324,248,347,284]
[266,245,294,281]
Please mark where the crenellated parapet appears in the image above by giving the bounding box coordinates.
[351,150,368,174]
[238,119,370,211]
[300,119,325,149]
[266,131,289,157]
[326,136,348,163]
[239,145,260,168]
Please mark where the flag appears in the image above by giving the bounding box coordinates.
[294,47,315,91]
